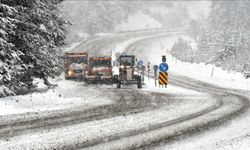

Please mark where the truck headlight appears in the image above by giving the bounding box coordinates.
[85,71,88,74]
[68,70,73,76]
[120,65,124,69]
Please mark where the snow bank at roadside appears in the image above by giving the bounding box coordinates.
[0,76,112,116]
[169,57,250,91]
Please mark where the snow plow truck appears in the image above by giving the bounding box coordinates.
[84,56,113,84]
[64,52,88,79]
[114,54,142,89]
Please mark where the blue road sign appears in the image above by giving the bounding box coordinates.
[153,65,158,71]
[138,60,143,66]
[159,63,169,72]
[153,65,158,77]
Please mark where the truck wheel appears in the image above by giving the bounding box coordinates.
[117,84,121,88]
[137,76,142,89]
[85,80,90,84]
[138,82,142,89]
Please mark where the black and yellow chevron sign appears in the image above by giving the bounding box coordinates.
[159,72,168,85]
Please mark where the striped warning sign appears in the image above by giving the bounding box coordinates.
[159,72,168,85]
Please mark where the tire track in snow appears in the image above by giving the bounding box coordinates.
[90,34,249,150]
[0,29,178,139]
[0,29,244,150]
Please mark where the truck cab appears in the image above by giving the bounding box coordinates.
[115,55,142,88]
[84,57,113,83]
[64,52,88,79]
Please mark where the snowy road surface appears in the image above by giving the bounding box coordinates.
[124,34,250,150]
[0,29,249,149]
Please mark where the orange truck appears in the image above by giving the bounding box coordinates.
[64,52,88,79]
[84,57,113,83]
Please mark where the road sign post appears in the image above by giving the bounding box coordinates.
[147,62,150,81]
[159,72,168,88]
[142,65,145,84]
[159,55,169,88]
[137,60,143,76]
[153,65,158,87]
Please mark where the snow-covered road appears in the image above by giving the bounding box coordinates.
[124,34,250,150]
[0,29,249,149]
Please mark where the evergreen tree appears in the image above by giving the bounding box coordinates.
[0,3,25,96]
[0,0,66,97]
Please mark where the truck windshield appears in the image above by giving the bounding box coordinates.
[120,56,134,66]
[65,57,87,64]
[90,60,111,68]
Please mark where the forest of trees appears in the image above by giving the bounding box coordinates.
[0,0,66,97]
[184,1,250,77]
[199,1,250,75]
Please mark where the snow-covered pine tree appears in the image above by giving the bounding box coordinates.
[0,3,28,96]
[13,0,66,84]
[0,0,66,97]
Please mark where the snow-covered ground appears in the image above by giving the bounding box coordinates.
[0,74,204,116]
[0,91,215,149]
[0,29,249,149]
[0,75,112,115]
[143,78,202,96]
[155,107,250,150]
